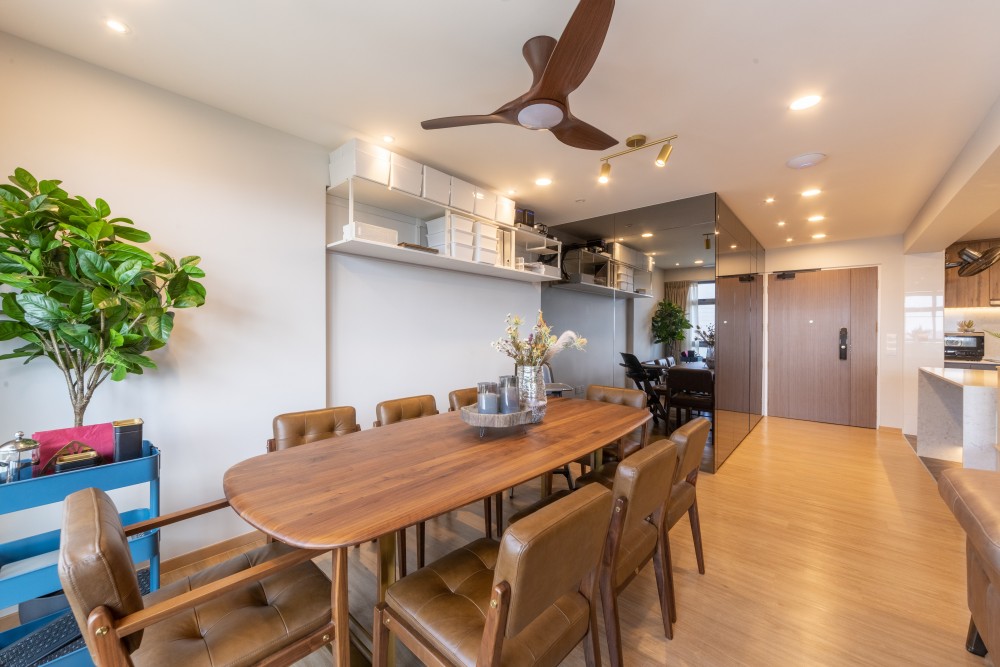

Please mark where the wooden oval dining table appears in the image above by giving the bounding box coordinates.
[224,397,651,666]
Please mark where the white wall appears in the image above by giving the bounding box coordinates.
[327,253,541,422]
[0,34,328,556]
[765,235,905,428]
[903,252,945,435]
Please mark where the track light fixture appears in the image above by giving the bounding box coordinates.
[704,233,712,250]
[596,133,678,183]
[598,161,611,184]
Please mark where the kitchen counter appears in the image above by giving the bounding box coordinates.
[918,367,997,470]
[944,359,1000,370]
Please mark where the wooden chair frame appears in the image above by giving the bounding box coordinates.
[80,500,333,667]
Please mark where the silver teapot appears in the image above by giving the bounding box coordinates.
[0,431,41,483]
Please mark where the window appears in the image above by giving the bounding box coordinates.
[694,281,715,349]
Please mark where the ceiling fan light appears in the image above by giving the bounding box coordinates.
[598,162,611,184]
[655,143,673,167]
[517,102,565,130]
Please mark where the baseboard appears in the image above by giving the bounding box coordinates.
[878,426,903,434]
[161,530,264,574]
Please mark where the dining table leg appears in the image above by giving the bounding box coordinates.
[331,547,351,666]
[376,532,397,667]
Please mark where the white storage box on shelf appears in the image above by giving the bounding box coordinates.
[329,138,390,186]
[389,153,423,195]
[473,189,497,220]
[476,247,498,265]
[450,240,475,261]
[427,230,449,247]
[422,166,451,205]
[450,177,476,212]
[495,196,516,225]
[450,213,475,234]
[476,221,499,245]
[426,216,448,237]
[343,222,398,245]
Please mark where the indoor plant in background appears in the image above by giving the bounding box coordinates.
[0,168,207,426]
[652,299,692,359]
[492,312,586,421]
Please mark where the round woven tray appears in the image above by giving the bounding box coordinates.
[459,405,536,428]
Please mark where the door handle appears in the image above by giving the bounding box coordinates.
[839,327,848,360]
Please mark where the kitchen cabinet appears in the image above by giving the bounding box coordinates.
[945,238,1000,307]
[551,248,653,298]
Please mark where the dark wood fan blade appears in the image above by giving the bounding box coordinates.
[522,35,558,88]
[550,113,617,150]
[535,0,615,100]
[421,113,515,130]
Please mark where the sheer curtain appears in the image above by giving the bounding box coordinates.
[664,281,698,356]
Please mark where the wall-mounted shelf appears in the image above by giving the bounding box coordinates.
[548,275,654,299]
[327,176,561,283]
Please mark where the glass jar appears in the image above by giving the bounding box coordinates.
[477,381,499,414]
[499,375,519,413]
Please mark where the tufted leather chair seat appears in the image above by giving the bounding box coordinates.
[376,484,612,667]
[939,468,1000,656]
[270,405,360,451]
[448,387,478,412]
[59,488,331,667]
[585,384,648,459]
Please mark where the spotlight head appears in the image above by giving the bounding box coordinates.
[655,143,673,167]
[598,162,611,184]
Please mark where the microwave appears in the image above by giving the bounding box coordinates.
[944,332,985,360]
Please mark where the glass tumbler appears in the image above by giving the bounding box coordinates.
[499,375,519,413]
[477,381,499,414]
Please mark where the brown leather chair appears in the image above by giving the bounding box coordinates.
[586,384,650,461]
[374,394,440,576]
[58,488,331,667]
[374,484,612,667]
[938,468,1000,657]
[268,405,360,452]
[663,367,714,427]
[448,387,478,412]
[599,439,679,663]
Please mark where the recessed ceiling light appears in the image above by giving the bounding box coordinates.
[777,221,786,227]
[790,95,822,111]
[730,244,737,249]
[675,262,680,266]
[507,189,516,195]
[382,135,395,144]
[641,232,653,238]
[650,252,657,256]
[801,188,822,197]
[812,233,827,239]
[787,152,827,169]
[764,197,775,204]
[535,178,552,186]
[808,215,825,222]
[574,198,586,204]
[105,19,130,34]
[617,237,624,241]
[786,237,793,242]
[694,260,704,264]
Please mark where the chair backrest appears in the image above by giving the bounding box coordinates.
[493,484,612,637]
[541,362,554,384]
[666,356,676,367]
[448,387,478,412]
[612,439,678,537]
[669,417,711,483]
[374,394,439,427]
[667,367,714,395]
[271,405,360,451]
[59,487,144,659]
[585,384,645,409]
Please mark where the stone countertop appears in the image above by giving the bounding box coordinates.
[920,367,999,388]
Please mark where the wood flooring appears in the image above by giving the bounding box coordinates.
[175,416,986,666]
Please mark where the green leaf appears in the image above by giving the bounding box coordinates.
[114,259,142,285]
[120,352,157,369]
[146,315,165,341]
[109,329,124,349]
[57,324,100,356]
[181,265,206,278]
[167,272,189,299]
[38,179,62,195]
[91,285,120,310]
[179,255,201,267]
[0,320,30,341]
[0,184,27,201]
[157,252,176,272]
[77,249,113,282]
[16,293,64,329]
[0,252,40,275]
[112,225,151,243]
[86,221,115,241]
[111,364,128,381]
[106,243,154,265]
[68,290,84,315]
[95,198,111,218]
[0,273,35,289]
[13,168,38,192]
[27,194,48,211]
[2,293,25,321]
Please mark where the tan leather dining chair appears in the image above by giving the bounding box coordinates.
[449,387,504,538]
[374,484,612,667]
[268,405,360,452]
[374,394,440,576]
[586,384,650,461]
[59,488,332,667]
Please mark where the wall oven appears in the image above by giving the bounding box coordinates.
[944,332,985,361]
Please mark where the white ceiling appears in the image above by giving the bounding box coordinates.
[3,0,1000,250]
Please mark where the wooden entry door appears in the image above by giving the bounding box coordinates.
[767,267,878,428]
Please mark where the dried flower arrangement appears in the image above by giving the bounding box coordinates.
[694,323,716,347]
[491,311,586,366]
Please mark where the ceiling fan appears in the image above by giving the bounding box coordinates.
[420,0,618,151]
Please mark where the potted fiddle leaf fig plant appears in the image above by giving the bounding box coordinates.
[651,299,691,358]
[0,167,207,426]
